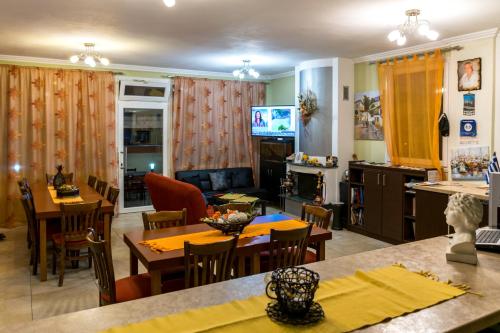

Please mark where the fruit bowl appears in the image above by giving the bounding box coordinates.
[201,210,256,235]
[56,184,80,198]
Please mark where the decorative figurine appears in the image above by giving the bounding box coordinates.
[313,172,324,206]
[53,165,66,189]
[445,193,483,265]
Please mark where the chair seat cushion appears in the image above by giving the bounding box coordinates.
[51,233,88,248]
[101,273,152,304]
[304,250,317,264]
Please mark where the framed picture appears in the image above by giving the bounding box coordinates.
[458,58,481,91]
[294,152,304,164]
[463,93,475,116]
[460,119,477,137]
[450,146,489,181]
[354,91,383,140]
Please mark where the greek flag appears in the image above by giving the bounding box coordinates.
[486,152,500,184]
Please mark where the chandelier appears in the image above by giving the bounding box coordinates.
[232,60,260,79]
[163,0,175,7]
[387,9,439,46]
[69,43,110,67]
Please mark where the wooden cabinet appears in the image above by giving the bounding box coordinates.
[381,171,404,241]
[364,170,382,235]
[259,139,294,202]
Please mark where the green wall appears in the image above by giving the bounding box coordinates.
[266,75,295,105]
[354,62,386,163]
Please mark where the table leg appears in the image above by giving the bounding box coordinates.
[104,214,111,250]
[150,270,162,296]
[39,219,47,281]
[237,256,245,277]
[317,241,326,261]
[250,252,260,275]
[129,248,138,276]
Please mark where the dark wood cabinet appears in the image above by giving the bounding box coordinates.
[259,139,294,202]
[364,170,382,235]
[381,171,404,241]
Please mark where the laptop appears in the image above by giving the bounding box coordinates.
[476,172,500,251]
[476,229,500,251]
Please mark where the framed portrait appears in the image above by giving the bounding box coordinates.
[457,58,481,91]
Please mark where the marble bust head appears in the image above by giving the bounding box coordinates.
[445,193,483,237]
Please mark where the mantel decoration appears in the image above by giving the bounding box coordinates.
[298,90,318,125]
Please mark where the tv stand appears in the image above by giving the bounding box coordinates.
[259,139,294,203]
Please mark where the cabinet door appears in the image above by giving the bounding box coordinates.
[381,171,404,242]
[415,190,449,240]
[364,170,382,234]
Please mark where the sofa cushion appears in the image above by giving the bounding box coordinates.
[182,175,202,190]
[199,180,212,192]
[209,171,230,191]
[231,169,252,188]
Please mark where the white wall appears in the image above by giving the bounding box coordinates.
[495,33,500,154]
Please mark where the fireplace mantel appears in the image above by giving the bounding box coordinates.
[286,162,340,204]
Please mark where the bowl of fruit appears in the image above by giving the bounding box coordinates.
[201,210,256,235]
[56,184,80,198]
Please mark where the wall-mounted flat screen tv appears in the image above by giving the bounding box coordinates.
[251,106,296,137]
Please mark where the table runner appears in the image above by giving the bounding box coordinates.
[47,187,84,204]
[140,219,307,252]
[102,265,465,333]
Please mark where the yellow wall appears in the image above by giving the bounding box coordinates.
[266,75,295,105]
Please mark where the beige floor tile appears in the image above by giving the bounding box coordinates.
[0,296,32,327]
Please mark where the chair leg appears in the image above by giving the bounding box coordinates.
[58,247,66,287]
[88,248,92,269]
[33,246,38,276]
[52,248,57,275]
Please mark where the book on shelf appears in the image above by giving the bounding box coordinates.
[350,206,364,226]
[351,188,364,205]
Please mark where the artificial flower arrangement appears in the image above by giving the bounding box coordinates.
[298,90,318,125]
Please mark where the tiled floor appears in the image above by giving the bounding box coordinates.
[0,208,390,328]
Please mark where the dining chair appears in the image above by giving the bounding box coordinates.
[301,204,332,264]
[46,173,74,185]
[87,228,153,306]
[266,223,313,271]
[18,178,35,249]
[20,193,39,275]
[97,187,120,238]
[184,235,239,288]
[87,175,98,188]
[52,200,102,286]
[214,203,253,214]
[142,209,187,231]
[95,180,108,196]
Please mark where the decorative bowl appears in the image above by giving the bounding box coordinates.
[56,184,80,198]
[201,211,256,235]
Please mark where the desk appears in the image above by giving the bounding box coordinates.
[413,181,489,201]
[5,237,500,333]
[124,214,332,295]
[31,182,114,282]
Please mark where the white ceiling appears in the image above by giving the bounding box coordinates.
[0,0,499,75]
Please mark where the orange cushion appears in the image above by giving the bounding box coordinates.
[51,233,88,248]
[304,249,317,264]
[101,273,151,304]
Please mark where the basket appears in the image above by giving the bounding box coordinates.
[203,214,256,235]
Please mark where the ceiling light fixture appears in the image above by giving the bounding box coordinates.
[387,9,439,46]
[163,0,176,7]
[232,60,260,79]
[69,43,110,67]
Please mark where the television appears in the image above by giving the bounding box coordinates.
[251,105,296,137]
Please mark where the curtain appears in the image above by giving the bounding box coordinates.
[172,77,266,174]
[378,50,444,170]
[0,65,117,227]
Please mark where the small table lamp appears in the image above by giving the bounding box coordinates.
[149,162,155,173]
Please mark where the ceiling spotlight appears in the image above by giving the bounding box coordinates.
[163,0,176,7]
[387,9,439,46]
[69,43,110,67]
[233,60,260,79]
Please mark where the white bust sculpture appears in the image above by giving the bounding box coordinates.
[445,193,483,265]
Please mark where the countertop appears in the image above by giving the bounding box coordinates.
[413,181,489,201]
[3,237,500,333]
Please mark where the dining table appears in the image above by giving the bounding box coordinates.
[31,182,115,282]
[124,213,333,295]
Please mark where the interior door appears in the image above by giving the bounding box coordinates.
[117,101,170,213]
[364,170,382,234]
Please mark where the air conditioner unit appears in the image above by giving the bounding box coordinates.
[118,79,170,102]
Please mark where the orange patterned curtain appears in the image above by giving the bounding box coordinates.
[378,50,444,171]
[0,65,117,227]
[172,77,266,172]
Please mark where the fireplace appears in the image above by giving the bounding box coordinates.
[297,172,317,200]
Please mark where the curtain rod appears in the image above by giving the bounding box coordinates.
[369,45,463,65]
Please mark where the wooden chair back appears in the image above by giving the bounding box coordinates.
[46,173,74,184]
[88,175,98,188]
[96,180,108,196]
[268,223,313,271]
[184,235,238,288]
[106,187,120,206]
[87,228,116,305]
[301,204,333,230]
[142,209,187,230]
[60,201,102,243]
[214,202,253,214]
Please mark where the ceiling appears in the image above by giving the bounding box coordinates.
[0,0,499,75]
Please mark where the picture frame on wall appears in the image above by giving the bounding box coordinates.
[463,93,475,116]
[457,58,481,91]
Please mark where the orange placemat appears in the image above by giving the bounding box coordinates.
[48,186,84,204]
[140,219,308,252]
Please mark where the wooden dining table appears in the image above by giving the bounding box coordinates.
[124,214,333,295]
[31,182,115,282]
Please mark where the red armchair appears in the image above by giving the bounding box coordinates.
[144,173,207,225]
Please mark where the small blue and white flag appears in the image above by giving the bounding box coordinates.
[485,152,500,184]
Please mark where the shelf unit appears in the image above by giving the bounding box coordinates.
[348,167,365,228]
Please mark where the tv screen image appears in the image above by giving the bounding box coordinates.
[251,106,296,137]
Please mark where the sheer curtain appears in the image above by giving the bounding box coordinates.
[378,50,444,171]
[0,66,117,227]
[172,77,266,174]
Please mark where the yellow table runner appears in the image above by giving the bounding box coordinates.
[219,193,246,201]
[102,265,465,333]
[48,186,84,204]
[141,219,307,252]
[232,196,259,203]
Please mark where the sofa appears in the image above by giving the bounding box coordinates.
[175,167,267,204]
[144,172,207,225]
